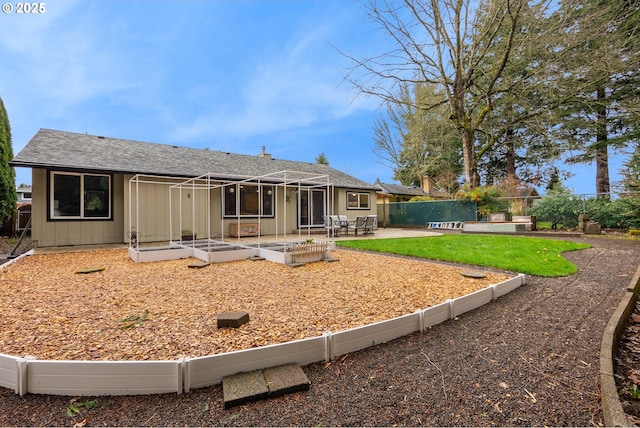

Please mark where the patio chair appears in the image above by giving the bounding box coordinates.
[324,215,341,237]
[363,215,376,235]
[338,215,349,235]
[347,216,367,235]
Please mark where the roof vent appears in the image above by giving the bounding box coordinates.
[259,146,271,159]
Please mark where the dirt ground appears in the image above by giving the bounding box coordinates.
[0,235,639,427]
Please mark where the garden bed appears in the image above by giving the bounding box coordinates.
[0,248,508,361]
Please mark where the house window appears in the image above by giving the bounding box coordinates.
[223,184,274,217]
[50,172,111,219]
[347,192,370,209]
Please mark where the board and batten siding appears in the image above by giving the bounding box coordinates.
[31,169,125,248]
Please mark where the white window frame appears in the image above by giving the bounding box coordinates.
[347,191,371,210]
[50,171,112,220]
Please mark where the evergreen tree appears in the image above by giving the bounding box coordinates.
[551,0,640,196]
[620,142,640,194]
[315,153,329,166]
[0,97,16,223]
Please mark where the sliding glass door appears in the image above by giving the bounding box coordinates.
[298,188,325,228]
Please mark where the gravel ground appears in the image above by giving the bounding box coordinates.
[0,235,639,427]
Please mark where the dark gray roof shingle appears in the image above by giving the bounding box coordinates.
[12,129,379,190]
[377,182,428,196]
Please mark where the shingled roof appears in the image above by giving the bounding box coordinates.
[11,129,378,190]
[377,182,428,197]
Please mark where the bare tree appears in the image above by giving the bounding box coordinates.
[373,81,461,187]
[343,0,624,188]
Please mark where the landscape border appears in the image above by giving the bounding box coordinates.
[0,254,524,396]
[600,263,640,427]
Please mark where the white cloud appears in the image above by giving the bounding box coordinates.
[0,2,155,119]
[167,7,379,143]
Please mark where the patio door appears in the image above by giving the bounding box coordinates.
[298,189,325,228]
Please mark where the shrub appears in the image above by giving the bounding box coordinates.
[455,185,508,217]
[529,184,582,229]
[583,196,640,229]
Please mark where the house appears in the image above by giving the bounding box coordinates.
[0,186,32,236]
[376,175,449,204]
[376,176,450,227]
[17,185,32,202]
[10,129,380,248]
[15,185,32,233]
[376,182,429,203]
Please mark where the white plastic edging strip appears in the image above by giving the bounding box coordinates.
[451,287,494,318]
[332,312,420,358]
[422,300,453,329]
[26,360,182,396]
[18,357,32,396]
[323,331,334,361]
[186,335,326,389]
[0,353,19,393]
[492,274,526,299]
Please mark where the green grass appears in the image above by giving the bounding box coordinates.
[337,234,591,277]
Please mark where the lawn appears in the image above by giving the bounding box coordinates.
[337,234,591,277]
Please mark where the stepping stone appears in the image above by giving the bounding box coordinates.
[286,262,306,268]
[217,311,250,328]
[75,267,105,274]
[222,364,310,409]
[264,363,310,398]
[460,270,487,279]
[188,261,210,269]
[222,369,268,409]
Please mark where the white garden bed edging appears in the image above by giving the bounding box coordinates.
[1,273,525,396]
[128,240,335,265]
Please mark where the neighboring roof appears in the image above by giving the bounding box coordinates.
[377,182,428,197]
[11,129,379,190]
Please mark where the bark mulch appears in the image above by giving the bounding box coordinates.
[0,235,639,427]
[0,248,508,360]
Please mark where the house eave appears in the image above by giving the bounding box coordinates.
[11,161,380,191]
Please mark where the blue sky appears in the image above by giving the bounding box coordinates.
[0,0,629,195]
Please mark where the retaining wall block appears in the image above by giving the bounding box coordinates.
[26,360,183,396]
[332,312,420,358]
[186,336,326,390]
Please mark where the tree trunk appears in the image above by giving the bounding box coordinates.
[460,127,480,187]
[595,86,610,197]
[506,128,517,181]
